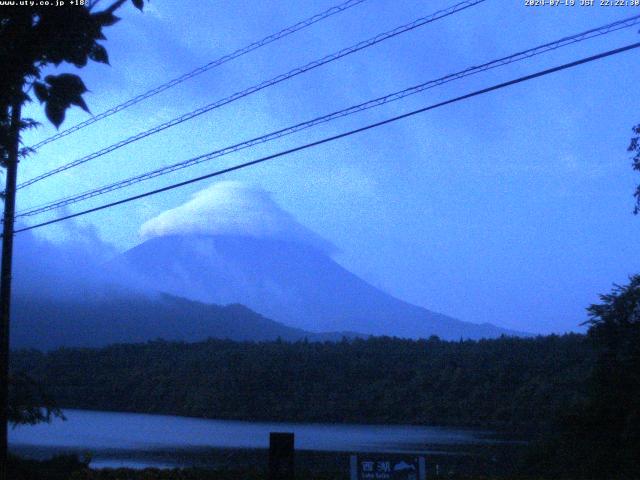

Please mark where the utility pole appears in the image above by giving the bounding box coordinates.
[0,97,22,480]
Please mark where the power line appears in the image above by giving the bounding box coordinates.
[17,0,486,190]
[28,0,370,150]
[15,13,640,219]
[13,42,640,235]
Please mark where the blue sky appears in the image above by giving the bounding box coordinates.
[17,0,640,334]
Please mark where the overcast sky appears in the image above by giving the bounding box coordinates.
[16,0,640,334]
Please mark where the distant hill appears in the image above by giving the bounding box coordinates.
[10,293,359,351]
[113,234,526,340]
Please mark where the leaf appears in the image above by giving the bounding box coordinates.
[93,11,121,27]
[19,147,37,159]
[132,0,144,10]
[70,95,90,114]
[33,82,49,103]
[45,101,66,129]
[69,49,89,68]
[42,74,91,127]
[19,118,41,131]
[89,43,109,65]
[46,74,88,94]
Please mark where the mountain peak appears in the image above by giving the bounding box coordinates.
[139,181,336,254]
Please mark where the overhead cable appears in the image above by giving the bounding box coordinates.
[17,0,486,190]
[28,0,371,150]
[16,14,640,218]
[13,41,640,235]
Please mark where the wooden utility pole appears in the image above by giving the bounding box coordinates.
[0,98,22,480]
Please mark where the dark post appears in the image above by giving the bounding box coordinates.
[268,432,294,480]
[0,98,22,480]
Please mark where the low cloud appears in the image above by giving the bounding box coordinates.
[12,220,145,301]
[139,181,336,253]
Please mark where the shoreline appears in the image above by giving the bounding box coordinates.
[11,443,531,477]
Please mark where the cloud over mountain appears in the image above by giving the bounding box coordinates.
[139,181,336,254]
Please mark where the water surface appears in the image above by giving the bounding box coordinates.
[9,409,499,469]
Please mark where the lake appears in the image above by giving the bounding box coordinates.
[9,409,504,469]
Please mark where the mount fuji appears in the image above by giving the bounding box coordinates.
[113,232,522,340]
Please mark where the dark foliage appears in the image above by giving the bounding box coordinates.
[0,0,147,166]
[523,276,640,479]
[12,334,593,433]
[7,372,63,426]
[8,454,88,480]
[628,125,640,214]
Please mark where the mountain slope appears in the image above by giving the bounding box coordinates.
[10,293,355,350]
[114,234,524,340]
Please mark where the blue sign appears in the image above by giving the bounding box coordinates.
[350,454,426,480]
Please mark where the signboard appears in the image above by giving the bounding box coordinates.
[350,454,426,480]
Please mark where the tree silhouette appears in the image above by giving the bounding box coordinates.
[581,276,640,477]
[538,277,640,479]
[0,1,147,478]
[628,124,640,214]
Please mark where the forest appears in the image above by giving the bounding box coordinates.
[11,334,592,433]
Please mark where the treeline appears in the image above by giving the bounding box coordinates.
[11,334,593,433]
